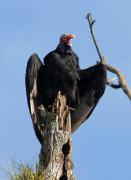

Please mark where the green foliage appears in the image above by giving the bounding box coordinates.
[6,161,44,180]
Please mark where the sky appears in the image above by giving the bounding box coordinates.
[0,0,131,179]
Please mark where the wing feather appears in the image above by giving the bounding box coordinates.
[25,53,45,144]
[71,63,107,132]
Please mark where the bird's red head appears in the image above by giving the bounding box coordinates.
[60,33,75,46]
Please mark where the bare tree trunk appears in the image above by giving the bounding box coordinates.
[39,92,75,180]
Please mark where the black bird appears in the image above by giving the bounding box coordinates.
[41,34,80,108]
[25,34,107,143]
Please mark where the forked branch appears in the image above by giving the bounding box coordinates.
[86,13,103,63]
[86,13,131,100]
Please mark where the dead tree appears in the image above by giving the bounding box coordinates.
[35,92,74,179]
[26,13,130,180]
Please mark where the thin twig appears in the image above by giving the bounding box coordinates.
[107,81,121,89]
[107,77,121,89]
[86,13,103,63]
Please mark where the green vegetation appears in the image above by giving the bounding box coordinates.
[6,162,44,180]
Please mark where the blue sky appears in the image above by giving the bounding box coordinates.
[0,0,131,179]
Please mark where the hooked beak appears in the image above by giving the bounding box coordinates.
[66,34,76,41]
[66,34,76,46]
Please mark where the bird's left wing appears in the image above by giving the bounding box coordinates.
[25,53,45,144]
[71,63,107,133]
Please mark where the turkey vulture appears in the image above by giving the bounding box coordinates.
[25,34,107,143]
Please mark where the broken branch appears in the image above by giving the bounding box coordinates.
[105,63,131,100]
[86,13,131,100]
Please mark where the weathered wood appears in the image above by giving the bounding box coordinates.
[39,92,75,180]
[105,63,131,100]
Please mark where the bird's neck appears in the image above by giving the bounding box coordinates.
[56,44,72,56]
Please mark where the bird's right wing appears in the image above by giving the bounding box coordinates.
[25,53,45,144]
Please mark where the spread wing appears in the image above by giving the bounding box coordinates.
[26,54,107,135]
[25,53,45,144]
[71,63,107,132]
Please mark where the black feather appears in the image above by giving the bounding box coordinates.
[25,43,107,140]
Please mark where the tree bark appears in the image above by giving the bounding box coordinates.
[38,92,75,180]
